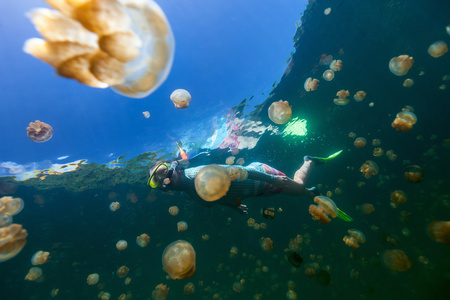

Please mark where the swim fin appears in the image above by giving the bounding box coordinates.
[312,150,343,163]
[337,208,353,222]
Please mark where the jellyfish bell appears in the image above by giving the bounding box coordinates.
[353,91,366,102]
[354,137,366,148]
[0,196,24,216]
[25,267,43,281]
[268,100,292,124]
[136,233,150,247]
[162,240,196,280]
[0,224,28,263]
[322,69,334,81]
[308,196,338,223]
[225,156,235,165]
[25,0,175,99]
[392,111,417,132]
[360,160,379,178]
[236,158,245,165]
[382,249,411,271]
[195,165,231,201]
[389,55,414,76]
[403,79,414,87]
[304,77,319,91]
[428,41,448,58]
[334,90,350,106]
[116,240,128,251]
[31,250,50,265]
[260,237,274,252]
[390,190,407,207]
[404,165,424,183]
[170,89,191,109]
[87,273,100,285]
[329,60,342,71]
[343,229,366,249]
[227,166,241,182]
[27,120,53,143]
[428,221,450,244]
[168,206,179,216]
[177,221,188,232]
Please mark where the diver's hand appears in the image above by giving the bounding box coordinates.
[273,175,291,188]
[238,204,248,215]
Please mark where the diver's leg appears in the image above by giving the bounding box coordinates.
[293,159,314,185]
[280,159,316,196]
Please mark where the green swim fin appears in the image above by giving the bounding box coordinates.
[337,208,353,222]
[313,150,343,163]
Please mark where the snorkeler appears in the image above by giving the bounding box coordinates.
[148,150,346,216]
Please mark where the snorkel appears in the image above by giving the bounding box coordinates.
[162,160,179,188]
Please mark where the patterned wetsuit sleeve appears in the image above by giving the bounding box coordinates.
[244,167,276,184]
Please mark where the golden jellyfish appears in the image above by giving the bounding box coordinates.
[404,165,424,183]
[136,233,150,247]
[0,196,24,216]
[372,139,381,146]
[403,78,414,87]
[373,147,384,157]
[117,265,129,278]
[304,77,319,91]
[329,59,343,71]
[247,218,256,227]
[305,266,315,277]
[428,221,450,244]
[177,221,188,232]
[230,246,238,257]
[348,132,356,138]
[194,165,231,201]
[324,7,331,15]
[343,229,366,249]
[386,150,397,161]
[428,41,448,58]
[201,234,209,241]
[225,156,235,165]
[99,292,111,300]
[184,282,195,295]
[286,290,298,300]
[116,240,128,251]
[390,190,407,207]
[233,281,243,293]
[389,55,414,76]
[236,158,245,165]
[31,250,50,265]
[170,89,191,109]
[354,137,366,148]
[24,0,175,99]
[353,91,366,102]
[87,273,99,285]
[239,169,248,180]
[143,111,150,118]
[334,90,350,106]
[168,206,179,216]
[382,249,411,271]
[0,214,12,228]
[268,100,292,124]
[361,203,375,214]
[391,111,417,132]
[162,240,196,280]
[360,160,379,178]
[0,224,28,263]
[308,196,338,223]
[319,54,333,66]
[25,267,43,281]
[124,277,131,285]
[109,201,120,211]
[322,69,334,81]
[152,284,169,300]
[27,120,53,143]
[227,166,241,182]
[260,237,274,252]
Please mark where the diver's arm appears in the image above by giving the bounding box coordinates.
[246,169,276,184]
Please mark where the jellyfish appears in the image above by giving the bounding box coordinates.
[354,137,366,148]
[247,218,256,227]
[0,224,28,263]
[177,221,188,232]
[162,240,196,280]
[287,251,303,267]
[404,165,424,183]
[319,54,333,65]
[109,201,120,211]
[348,132,356,138]
[143,111,150,118]
[0,196,24,216]
[87,273,99,285]
[391,111,417,132]
[24,0,175,99]
[136,233,150,247]
[99,292,111,300]
[361,203,375,214]
[25,267,43,281]
[228,166,243,182]
[225,156,235,165]
[403,79,414,87]
[329,60,343,71]
[305,266,315,277]
[239,169,248,180]
[353,91,366,102]
[260,237,274,252]
[268,100,292,124]
[333,90,350,106]
[117,265,129,278]
[31,250,50,265]
[389,55,414,76]
[324,7,331,15]
[382,249,411,271]
[343,229,366,249]
[116,240,128,251]
[428,221,450,244]
[304,77,319,91]
[0,214,12,228]
[286,290,298,300]
[262,207,275,219]
[322,69,334,81]
[428,41,448,58]
[360,160,379,178]
[390,190,407,207]
[201,234,209,241]
[372,139,381,146]
[308,196,338,223]
[26,120,53,143]
[194,165,231,201]
[170,89,191,109]
[168,206,179,216]
[373,147,384,157]
[316,270,331,286]
[236,158,245,165]
[386,150,397,161]
[230,147,239,155]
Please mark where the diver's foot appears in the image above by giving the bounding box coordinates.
[307,186,321,196]
[304,155,325,165]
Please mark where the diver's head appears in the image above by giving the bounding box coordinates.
[148,160,182,190]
